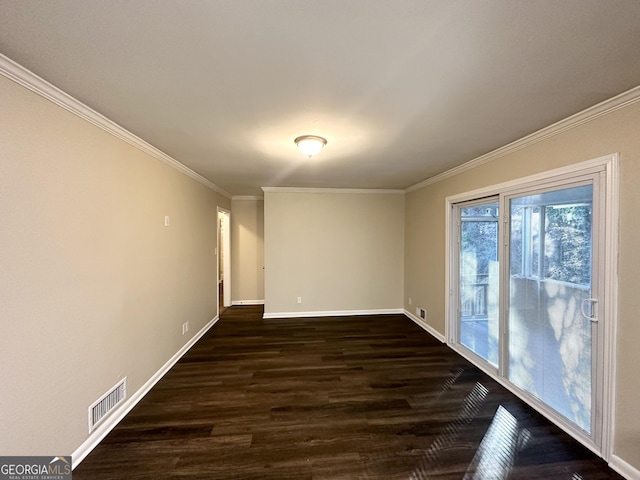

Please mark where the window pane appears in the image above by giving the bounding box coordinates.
[544,204,592,285]
[510,207,523,276]
[459,202,499,366]
[531,207,541,277]
[508,184,593,432]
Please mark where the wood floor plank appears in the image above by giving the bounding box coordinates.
[73,306,623,479]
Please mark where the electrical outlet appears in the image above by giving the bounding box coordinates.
[164,215,170,227]
[409,297,412,305]
[297,296,302,304]
[182,322,189,335]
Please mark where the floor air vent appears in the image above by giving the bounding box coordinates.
[88,378,126,433]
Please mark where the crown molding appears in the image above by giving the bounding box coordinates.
[0,53,232,199]
[232,195,264,201]
[406,84,640,193]
[261,187,405,195]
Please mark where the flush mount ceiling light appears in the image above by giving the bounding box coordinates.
[294,135,327,157]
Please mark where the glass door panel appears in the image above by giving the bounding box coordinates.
[507,184,594,433]
[458,201,499,367]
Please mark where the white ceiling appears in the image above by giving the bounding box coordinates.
[1,1,640,196]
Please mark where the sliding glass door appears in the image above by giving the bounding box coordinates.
[450,165,609,449]
[507,183,598,434]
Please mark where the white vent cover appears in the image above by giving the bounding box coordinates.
[88,378,126,433]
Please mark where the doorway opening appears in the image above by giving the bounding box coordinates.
[217,208,231,315]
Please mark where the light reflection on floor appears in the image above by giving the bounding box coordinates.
[407,393,600,480]
[409,382,489,480]
[409,402,532,480]
[463,405,531,479]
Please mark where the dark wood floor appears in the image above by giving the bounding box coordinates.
[73,306,622,479]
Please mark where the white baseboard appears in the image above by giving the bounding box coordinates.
[404,309,446,343]
[232,299,265,305]
[71,315,220,469]
[610,454,640,480]
[263,308,404,319]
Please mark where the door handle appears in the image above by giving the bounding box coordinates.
[581,298,599,322]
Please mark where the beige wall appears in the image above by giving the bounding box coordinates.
[231,198,264,303]
[0,75,230,456]
[404,99,640,470]
[264,191,404,316]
